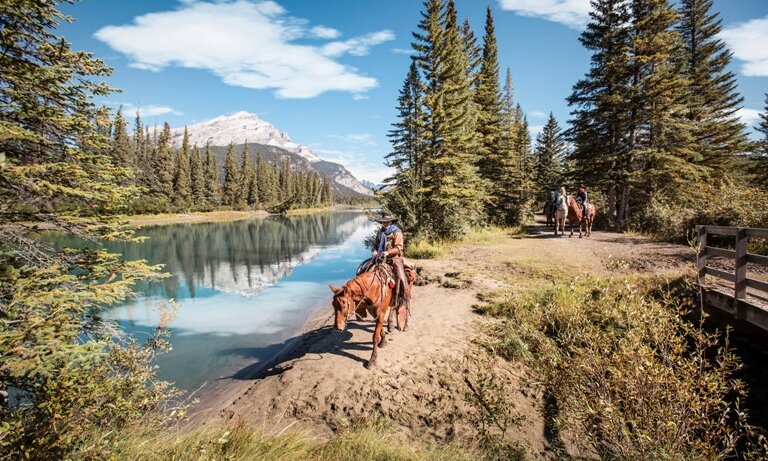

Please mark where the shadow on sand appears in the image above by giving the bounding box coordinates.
[222,322,378,381]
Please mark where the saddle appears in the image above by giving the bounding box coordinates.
[356,257,415,307]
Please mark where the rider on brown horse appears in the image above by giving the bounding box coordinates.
[576,184,589,217]
[371,213,408,312]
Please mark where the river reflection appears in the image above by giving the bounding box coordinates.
[50,211,373,391]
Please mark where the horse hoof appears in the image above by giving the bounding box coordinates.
[365,361,376,369]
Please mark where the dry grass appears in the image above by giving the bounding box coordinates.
[101,420,481,461]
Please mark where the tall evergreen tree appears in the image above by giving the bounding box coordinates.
[515,108,534,204]
[384,61,428,233]
[629,0,701,209]
[320,177,333,205]
[151,122,175,201]
[475,5,504,219]
[414,0,486,237]
[497,67,523,223]
[173,127,192,207]
[752,92,768,189]
[203,143,221,207]
[0,2,171,456]
[133,111,147,186]
[534,113,566,192]
[279,157,293,202]
[677,0,748,174]
[239,145,255,208]
[567,0,633,223]
[461,17,482,87]
[111,108,132,170]
[222,143,241,207]
[189,145,206,207]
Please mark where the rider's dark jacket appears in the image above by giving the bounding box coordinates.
[576,189,588,205]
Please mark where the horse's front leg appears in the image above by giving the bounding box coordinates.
[387,305,395,333]
[366,312,386,369]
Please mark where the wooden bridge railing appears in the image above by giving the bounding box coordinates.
[696,225,768,300]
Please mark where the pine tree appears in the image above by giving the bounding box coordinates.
[222,143,241,207]
[279,157,293,202]
[0,2,170,456]
[384,61,428,233]
[203,143,221,208]
[132,111,147,186]
[173,127,192,208]
[534,113,566,192]
[567,0,633,223]
[414,0,486,238]
[515,107,534,204]
[461,17,481,88]
[320,177,333,205]
[497,67,523,223]
[629,0,701,209]
[239,144,255,208]
[677,0,749,174]
[112,108,132,170]
[189,145,206,208]
[151,122,175,202]
[475,5,504,220]
[752,92,768,189]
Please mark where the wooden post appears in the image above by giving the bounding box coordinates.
[696,225,707,284]
[735,227,747,300]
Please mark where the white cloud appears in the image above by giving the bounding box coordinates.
[720,17,768,77]
[95,1,394,99]
[106,101,183,117]
[529,110,548,119]
[321,30,395,57]
[310,25,340,39]
[737,108,763,128]
[497,0,591,30]
[529,124,544,138]
[330,133,376,146]
[313,147,392,183]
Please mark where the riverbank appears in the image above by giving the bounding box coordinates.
[187,217,696,456]
[127,205,368,227]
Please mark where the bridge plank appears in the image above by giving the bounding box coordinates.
[746,228,768,239]
[704,267,736,282]
[746,278,768,293]
[747,253,768,267]
[705,246,735,258]
[702,226,738,236]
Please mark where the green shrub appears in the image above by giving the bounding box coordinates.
[478,276,768,460]
[636,180,768,253]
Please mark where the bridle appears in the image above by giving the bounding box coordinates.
[335,268,388,324]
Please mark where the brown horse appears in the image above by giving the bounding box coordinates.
[567,196,596,238]
[329,264,415,368]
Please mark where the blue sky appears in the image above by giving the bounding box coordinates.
[59,0,768,183]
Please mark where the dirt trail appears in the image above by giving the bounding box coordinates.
[193,217,693,453]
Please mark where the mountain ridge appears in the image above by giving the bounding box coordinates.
[163,111,372,197]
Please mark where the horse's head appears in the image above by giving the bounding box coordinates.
[330,284,354,331]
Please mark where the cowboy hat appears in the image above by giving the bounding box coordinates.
[374,212,397,223]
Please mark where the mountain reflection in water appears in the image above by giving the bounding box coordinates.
[48,211,373,391]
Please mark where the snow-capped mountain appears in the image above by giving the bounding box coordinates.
[166,111,372,196]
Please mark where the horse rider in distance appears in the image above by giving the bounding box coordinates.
[371,213,408,311]
[576,184,589,217]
